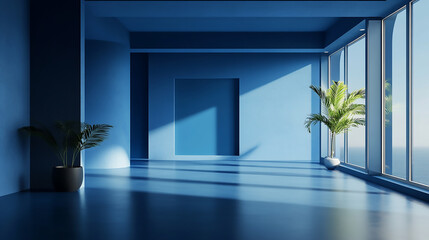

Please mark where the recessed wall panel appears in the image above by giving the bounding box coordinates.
[175,78,239,155]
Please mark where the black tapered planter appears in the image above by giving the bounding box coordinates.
[52,166,83,192]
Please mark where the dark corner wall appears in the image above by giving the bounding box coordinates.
[85,9,130,168]
[0,0,30,196]
[30,0,82,190]
[130,53,149,160]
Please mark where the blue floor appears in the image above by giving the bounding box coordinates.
[1,161,428,240]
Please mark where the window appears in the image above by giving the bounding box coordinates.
[412,0,429,185]
[328,36,367,166]
[347,36,366,168]
[329,48,345,162]
[322,2,429,191]
[383,7,407,179]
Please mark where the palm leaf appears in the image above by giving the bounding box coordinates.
[20,121,112,167]
[19,126,58,150]
[55,121,81,147]
[344,89,365,108]
[305,114,330,133]
[80,124,113,150]
[306,80,365,157]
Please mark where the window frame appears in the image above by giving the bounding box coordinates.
[328,47,345,162]
[381,5,408,180]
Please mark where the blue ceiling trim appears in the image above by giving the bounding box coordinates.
[87,0,385,1]
[129,49,326,53]
[130,32,325,49]
[118,17,339,32]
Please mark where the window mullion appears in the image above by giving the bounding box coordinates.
[406,3,413,182]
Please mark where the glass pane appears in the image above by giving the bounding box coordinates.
[329,49,345,161]
[384,8,407,179]
[412,0,429,185]
[347,37,366,168]
[321,124,328,158]
[335,133,345,161]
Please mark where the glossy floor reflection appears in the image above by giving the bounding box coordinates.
[1,161,429,240]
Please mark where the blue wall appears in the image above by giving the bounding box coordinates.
[0,0,30,196]
[130,53,149,160]
[148,53,320,161]
[85,11,130,169]
[175,78,239,155]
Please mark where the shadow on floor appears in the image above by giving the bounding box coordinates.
[86,173,389,195]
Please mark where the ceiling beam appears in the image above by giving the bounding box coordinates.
[130,32,325,49]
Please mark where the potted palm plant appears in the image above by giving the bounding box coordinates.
[305,81,365,170]
[21,121,112,191]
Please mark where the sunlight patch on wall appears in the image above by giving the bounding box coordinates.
[87,146,130,169]
[240,64,313,160]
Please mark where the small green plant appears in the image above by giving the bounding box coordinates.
[21,121,113,167]
[305,81,365,158]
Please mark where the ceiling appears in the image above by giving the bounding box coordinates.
[85,0,409,52]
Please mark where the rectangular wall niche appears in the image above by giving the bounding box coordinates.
[175,78,239,155]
